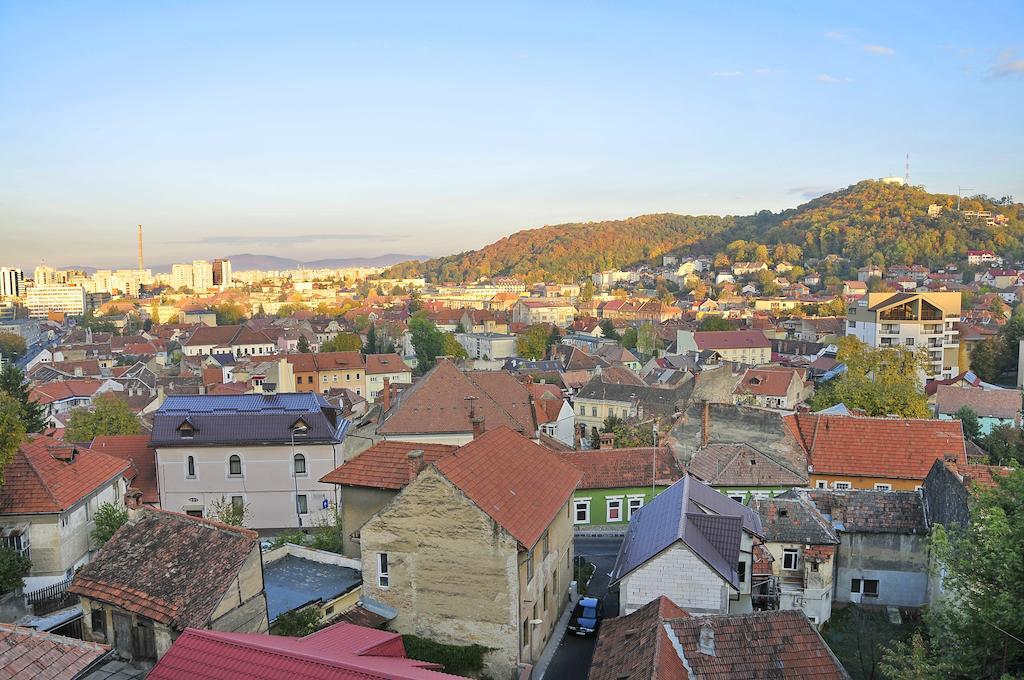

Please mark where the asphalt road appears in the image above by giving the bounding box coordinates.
[542,535,622,680]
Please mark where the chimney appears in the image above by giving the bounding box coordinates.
[599,432,615,449]
[472,415,486,439]
[407,449,425,483]
[125,488,144,511]
[573,425,582,451]
[382,377,391,412]
[698,621,715,657]
[701,400,710,448]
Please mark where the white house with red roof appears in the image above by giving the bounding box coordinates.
[359,426,582,679]
[676,330,772,366]
[0,434,129,590]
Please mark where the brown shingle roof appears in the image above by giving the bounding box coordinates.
[733,367,803,398]
[365,353,410,375]
[89,435,159,504]
[69,509,260,630]
[378,360,535,436]
[591,596,849,680]
[693,330,770,351]
[0,436,129,515]
[434,427,581,548]
[688,443,807,487]
[320,441,458,490]
[935,385,1022,420]
[0,623,110,680]
[560,447,683,489]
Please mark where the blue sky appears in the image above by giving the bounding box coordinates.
[1,1,1022,270]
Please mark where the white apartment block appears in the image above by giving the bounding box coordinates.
[1,268,24,298]
[192,260,214,291]
[171,263,194,290]
[25,284,87,318]
[846,291,961,380]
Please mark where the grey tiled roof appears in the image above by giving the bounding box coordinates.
[151,393,347,446]
[782,489,928,534]
[752,496,839,545]
[611,475,762,589]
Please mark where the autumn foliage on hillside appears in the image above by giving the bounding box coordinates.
[384,181,1023,283]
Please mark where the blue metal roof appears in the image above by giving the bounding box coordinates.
[264,554,362,621]
[157,392,329,415]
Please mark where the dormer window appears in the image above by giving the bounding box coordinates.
[177,419,196,440]
[291,418,309,437]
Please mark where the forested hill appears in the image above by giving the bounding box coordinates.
[384,181,1024,283]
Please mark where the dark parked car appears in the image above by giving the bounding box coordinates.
[567,596,604,637]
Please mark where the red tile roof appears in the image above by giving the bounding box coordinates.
[379,360,536,436]
[786,413,966,481]
[320,441,458,490]
[435,427,581,548]
[0,436,129,515]
[89,435,159,504]
[365,353,410,375]
[29,379,107,405]
[315,351,366,370]
[943,460,1014,491]
[935,385,1021,420]
[693,330,771,351]
[528,383,565,424]
[733,367,803,398]
[69,509,258,630]
[560,447,683,489]
[591,596,847,680]
[0,623,110,680]
[148,622,468,679]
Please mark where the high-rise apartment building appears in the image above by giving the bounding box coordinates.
[33,265,59,286]
[846,291,961,380]
[212,258,232,289]
[171,263,194,290]
[192,260,214,291]
[25,284,87,318]
[0,268,24,298]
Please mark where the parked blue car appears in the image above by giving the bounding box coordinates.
[567,596,604,637]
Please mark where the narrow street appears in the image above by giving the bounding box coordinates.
[542,535,622,680]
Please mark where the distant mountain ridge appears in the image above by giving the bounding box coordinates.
[60,252,429,274]
[383,180,1024,283]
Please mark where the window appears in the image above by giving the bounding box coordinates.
[591,407,597,417]
[573,499,590,524]
[904,338,915,347]
[186,456,196,479]
[91,608,106,641]
[231,496,244,510]
[3,532,29,559]
[607,498,623,523]
[346,373,351,380]
[296,495,308,514]
[293,454,306,475]
[185,509,203,517]
[815,480,827,489]
[579,405,585,416]
[526,549,534,582]
[543,586,548,611]
[833,481,851,490]
[729,494,745,504]
[782,548,799,571]
[874,483,892,491]
[522,618,530,648]
[627,496,644,519]
[542,529,549,558]
[737,560,746,583]
[847,320,855,329]
[808,615,819,625]
[377,553,389,588]
[851,578,879,597]
[228,455,242,476]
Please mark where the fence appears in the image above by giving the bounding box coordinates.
[25,576,77,616]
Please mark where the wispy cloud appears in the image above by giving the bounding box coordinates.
[817,73,851,84]
[824,31,847,41]
[987,50,1024,79]
[863,44,895,56]
[711,70,743,77]
[167,233,402,246]
[752,68,783,76]
[789,186,831,200]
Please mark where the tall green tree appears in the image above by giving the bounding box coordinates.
[0,332,27,361]
[808,336,930,418]
[515,324,552,360]
[297,336,311,353]
[362,323,378,355]
[65,393,142,443]
[953,406,981,441]
[0,365,47,433]
[321,333,362,352]
[213,301,247,325]
[0,395,26,486]
[925,469,1024,678]
[698,316,733,331]
[442,333,468,359]
[598,319,620,340]
[91,502,129,547]
[409,315,446,374]
[0,547,31,595]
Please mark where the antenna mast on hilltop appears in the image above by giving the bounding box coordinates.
[905,153,910,185]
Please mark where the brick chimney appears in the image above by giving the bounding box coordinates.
[382,377,391,412]
[407,449,425,483]
[125,488,144,511]
[701,400,711,448]
[472,416,486,439]
[599,432,615,449]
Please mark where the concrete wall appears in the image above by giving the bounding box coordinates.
[834,532,929,607]
[619,542,730,615]
[339,485,397,558]
[157,443,341,530]
[360,467,521,680]
[667,402,805,469]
